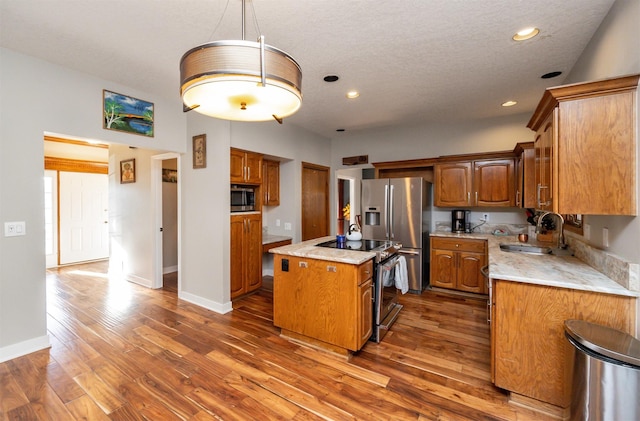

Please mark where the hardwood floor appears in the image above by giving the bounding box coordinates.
[1,261,555,420]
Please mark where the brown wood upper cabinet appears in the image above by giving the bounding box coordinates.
[434,159,515,207]
[262,159,280,206]
[230,148,263,184]
[527,74,639,215]
[513,142,536,208]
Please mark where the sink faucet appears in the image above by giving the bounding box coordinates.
[536,211,565,249]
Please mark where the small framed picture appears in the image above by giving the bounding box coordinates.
[193,134,206,169]
[162,169,177,183]
[120,158,136,184]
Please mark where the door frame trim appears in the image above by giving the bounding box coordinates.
[151,153,181,290]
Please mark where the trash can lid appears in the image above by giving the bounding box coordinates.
[565,319,640,367]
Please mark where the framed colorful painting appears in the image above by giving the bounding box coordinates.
[103,90,154,137]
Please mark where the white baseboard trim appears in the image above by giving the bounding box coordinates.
[0,334,50,363]
[163,265,178,274]
[179,291,233,314]
[126,273,153,288]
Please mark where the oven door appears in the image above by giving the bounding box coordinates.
[373,255,403,342]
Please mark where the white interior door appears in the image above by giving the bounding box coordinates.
[59,172,109,264]
[44,170,59,268]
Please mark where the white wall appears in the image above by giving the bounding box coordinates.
[108,145,168,287]
[0,47,186,361]
[562,0,640,264]
[179,113,232,310]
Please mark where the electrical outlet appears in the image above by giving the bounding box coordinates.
[603,227,609,248]
[284,222,292,231]
[584,224,591,240]
[276,219,281,227]
[482,213,489,222]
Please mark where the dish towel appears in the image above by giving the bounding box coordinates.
[382,264,394,287]
[395,255,409,294]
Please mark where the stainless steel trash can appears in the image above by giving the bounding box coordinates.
[565,320,640,421]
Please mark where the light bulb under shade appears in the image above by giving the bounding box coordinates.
[180,40,302,121]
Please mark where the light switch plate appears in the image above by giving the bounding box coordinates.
[4,221,26,237]
[584,224,591,240]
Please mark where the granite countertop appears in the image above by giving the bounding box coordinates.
[268,236,375,265]
[431,232,639,297]
[262,233,293,245]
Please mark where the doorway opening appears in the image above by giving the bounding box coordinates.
[152,153,181,290]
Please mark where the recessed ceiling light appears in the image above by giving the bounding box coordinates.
[346,91,359,99]
[324,75,339,82]
[541,71,562,79]
[502,100,517,107]
[512,27,540,41]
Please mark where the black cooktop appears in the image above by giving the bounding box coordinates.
[315,239,388,252]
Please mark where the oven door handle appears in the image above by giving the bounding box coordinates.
[397,249,419,256]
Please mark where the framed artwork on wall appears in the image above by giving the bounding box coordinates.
[103,90,154,137]
[120,159,136,184]
[193,134,206,169]
[162,169,177,183]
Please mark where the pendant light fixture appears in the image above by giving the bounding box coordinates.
[180,0,302,122]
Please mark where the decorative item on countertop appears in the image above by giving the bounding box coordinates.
[336,234,346,244]
[346,224,362,241]
[492,229,510,236]
[518,233,529,243]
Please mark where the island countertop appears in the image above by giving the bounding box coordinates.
[269,236,376,265]
[430,232,639,297]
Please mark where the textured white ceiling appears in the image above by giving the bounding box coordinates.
[0,0,616,138]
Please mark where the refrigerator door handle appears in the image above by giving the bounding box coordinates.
[384,184,389,238]
[389,184,395,239]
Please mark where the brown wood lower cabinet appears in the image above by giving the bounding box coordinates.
[491,279,636,408]
[230,213,262,299]
[273,255,373,353]
[430,237,487,294]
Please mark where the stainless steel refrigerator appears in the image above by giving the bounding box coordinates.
[361,177,431,293]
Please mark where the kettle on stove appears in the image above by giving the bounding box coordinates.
[346,224,362,241]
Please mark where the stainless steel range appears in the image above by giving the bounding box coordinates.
[315,239,403,342]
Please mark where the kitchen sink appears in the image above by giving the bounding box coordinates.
[499,243,552,255]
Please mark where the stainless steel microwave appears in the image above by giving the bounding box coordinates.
[230,185,256,212]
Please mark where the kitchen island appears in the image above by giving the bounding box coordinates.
[269,236,376,356]
[432,231,639,414]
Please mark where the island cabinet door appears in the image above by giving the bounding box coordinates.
[273,255,360,351]
[358,278,373,348]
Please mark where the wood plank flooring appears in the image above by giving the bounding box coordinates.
[1,261,556,420]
